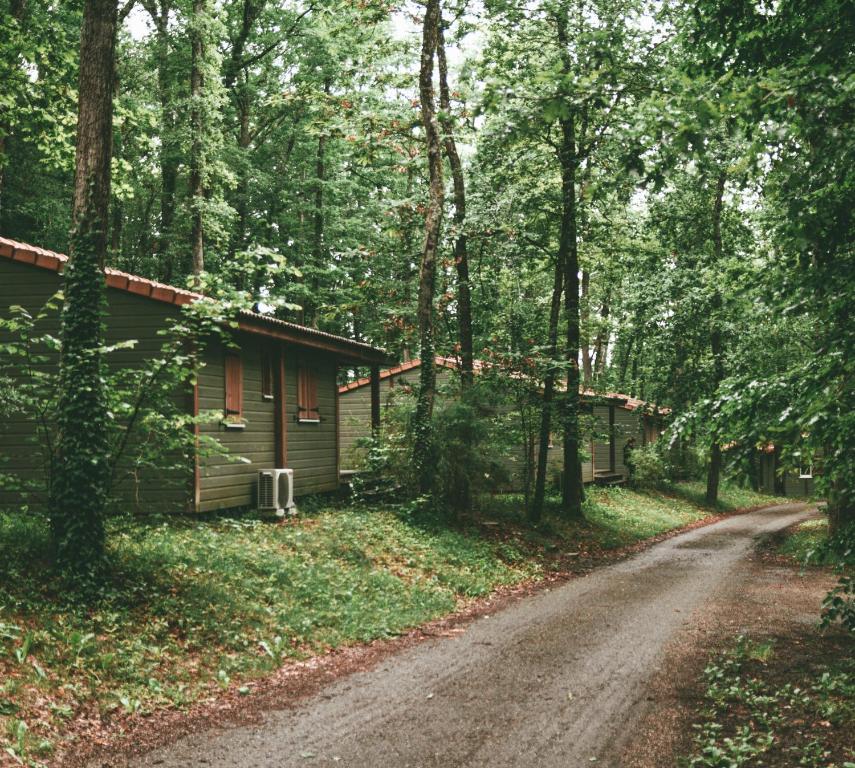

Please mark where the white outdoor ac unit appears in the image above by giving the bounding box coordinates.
[257,468,296,517]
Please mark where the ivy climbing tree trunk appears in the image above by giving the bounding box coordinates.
[705,169,727,506]
[437,20,473,389]
[51,0,118,569]
[412,0,443,495]
[556,8,583,519]
[530,258,563,523]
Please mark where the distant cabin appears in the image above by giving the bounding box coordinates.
[0,236,386,515]
[338,356,668,489]
[757,444,817,498]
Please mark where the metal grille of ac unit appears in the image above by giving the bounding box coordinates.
[258,472,274,508]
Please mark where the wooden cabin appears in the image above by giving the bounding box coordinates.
[757,444,817,498]
[0,236,386,514]
[338,357,668,489]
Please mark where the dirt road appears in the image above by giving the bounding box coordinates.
[125,502,814,768]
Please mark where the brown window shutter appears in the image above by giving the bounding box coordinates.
[298,366,319,420]
[224,353,243,415]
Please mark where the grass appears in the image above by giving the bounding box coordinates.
[682,636,855,768]
[0,481,786,765]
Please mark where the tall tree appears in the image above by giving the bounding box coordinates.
[51,0,118,568]
[705,168,726,504]
[412,0,444,494]
[189,0,207,277]
[436,17,473,387]
[555,5,583,518]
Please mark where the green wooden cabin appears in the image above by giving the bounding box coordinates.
[757,445,817,498]
[0,236,386,515]
[338,356,668,489]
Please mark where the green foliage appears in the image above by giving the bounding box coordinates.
[683,637,855,767]
[0,293,233,525]
[627,443,669,490]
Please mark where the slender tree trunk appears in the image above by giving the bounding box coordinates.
[581,270,592,386]
[306,78,330,327]
[412,0,443,495]
[556,9,583,519]
[705,170,727,506]
[436,20,473,388]
[189,0,205,277]
[530,259,563,523]
[51,0,118,569]
[593,290,611,377]
[0,0,28,219]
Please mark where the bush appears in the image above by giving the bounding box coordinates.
[350,380,510,515]
[629,444,669,489]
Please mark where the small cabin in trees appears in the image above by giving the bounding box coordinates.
[757,444,817,497]
[0,236,386,514]
[338,356,668,489]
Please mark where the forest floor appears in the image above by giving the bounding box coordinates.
[0,482,787,767]
[94,501,815,768]
[621,516,855,768]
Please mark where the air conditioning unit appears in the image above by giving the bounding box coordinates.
[257,468,296,517]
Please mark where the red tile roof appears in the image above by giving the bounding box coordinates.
[0,235,386,363]
[338,355,670,415]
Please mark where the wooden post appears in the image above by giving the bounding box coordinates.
[609,404,616,473]
[370,365,381,435]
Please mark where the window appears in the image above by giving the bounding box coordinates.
[799,465,813,479]
[297,366,319,422]
[261,349,274,400]
[224,352,243,418]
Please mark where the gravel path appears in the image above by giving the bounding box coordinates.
[126,502,813,768]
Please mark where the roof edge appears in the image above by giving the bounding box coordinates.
[0,235,386,361]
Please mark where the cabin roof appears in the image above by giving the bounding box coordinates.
[0,235,387,364]
[339,355,670,415]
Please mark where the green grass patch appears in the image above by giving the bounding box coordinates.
[0,481,785,764]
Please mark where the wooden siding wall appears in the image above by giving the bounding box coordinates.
[0,258,190,515]
[198,341,340,510]
[338,367,653,488]
[198,335,276,511]
[613,406,641,476]
[285,351,339,496]
[339,367,454,470]
[591,405,612,474]
[757,452,815,497]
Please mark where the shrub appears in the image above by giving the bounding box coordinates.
[629,443,669,489]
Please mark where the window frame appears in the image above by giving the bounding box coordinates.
[261,348,275,401]
[223,351,244,426]
[297,365,320,423]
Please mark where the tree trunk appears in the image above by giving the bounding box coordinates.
[189,0,205,278]
[705,169,727,506]
[556,8,583,519]
[593,291,611,378]
[412,0,443,495]
[827,478,855,535]
[0,0,28,219]
[581,270,592,386]
[436,20,473,389]
[530,259,563,523]
[306,78,330,327]
[51,0,118,569]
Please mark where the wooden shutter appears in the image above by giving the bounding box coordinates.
[298,366,319,420]
[224,353,243,415]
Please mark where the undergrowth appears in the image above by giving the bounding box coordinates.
[0,481,785,765]
[683,637,855,768]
